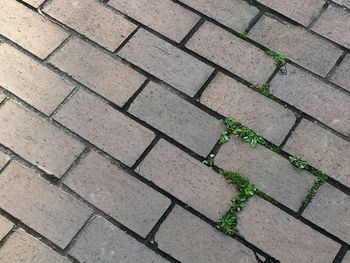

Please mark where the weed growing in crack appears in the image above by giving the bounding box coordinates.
[266,50,287,67]
[238,31,249,40]
[202,154,215,166]
[289,156,308,170]
[250,83,270,96]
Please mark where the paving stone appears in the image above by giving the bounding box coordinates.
[118,29,213,96]
[128,82,224,156]
[21,0,45,8]
[186,21,276,85]
[0,92,5,103]
[70,216,167,263]
[343,252,350,263]
[200,73,296,145]
[330,54,350,91]
[302,184,350,244]
[237,196,341,262]
[43,0,137,51]
[137,139,235,221]
[54,89,155,166]
[48,37,145,106]
[312,5,350,49]
[215,137,315,211]
[0,151,10,170]
[64,151,170,237]
[0,1,69,59]
[179,0,259,32]
[155,205,256,262]
[258,0,325,26]
[0,162,92,248]
[270,64,350,135]
[0,101,84,177]
[0,229,70,263]
[0,43,74,115]
[0,215,13,241]
[108,0,200,42]
[249,15,342,77]
[332,0,350,8]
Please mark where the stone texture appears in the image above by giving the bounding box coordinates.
[128,82,224,156]
[118,29,213,96]
[0,1,69,59]
[312,5,350,49]
[0,43,74,115]
[249,15,342,77]
[21,0,45,8]
[0,162,92,248]
[215,137,315,211]
[64,151,170,237]
[54,90,155,166]
[343,252,350,263]
[237,196,341,262]
[332,0,350,8]
[0,229,70,263]
[0,151,10,170]
[70,216,166,263]
[0,92,5,103]
[108,0,200,42]
[186,21,276,85]
[43,0,137,51]
[0,215,13,241]
[303,184,350,244]
[48,37,145,106]
[200,73,296,145]
[179,0,259,32]
[331,54,350,91]
[0,101,84,177]
[137,139,235,221]
[270,64,350,135]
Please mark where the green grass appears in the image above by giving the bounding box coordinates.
[202,153,215,166]
[238,31,249,40]
[250,83,270,96]
[289,156,308,170]
[266,50,287,67]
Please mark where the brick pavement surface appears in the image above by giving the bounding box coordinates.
[0,0,349,262]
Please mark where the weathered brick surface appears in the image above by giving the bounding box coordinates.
[0,152,10,170]
[343,252,350,263]
[0,1,69,59]
[179,0,259,32]
[249,15,342,77]
[200,73,296,145]
[48,37,146,106]
[0,101,84,177]
[108,0,200,42]
[0,43,74,115]
[303,184,350,244]
[270,65,350,135]
[21,0,45,8]
[0,162,92,248]
[215,137,315,211]
[128,82,224,156]
[186,22,276,85]
[64,151,170,237]
[330,54,350,91]
[43,0,137,51]
[70,216,167,263]
[312,5,350,49]
[137,139,235,221]
[118,29,213,96]
[155,205,256,262]
[0,229,70,263]
[237,196,341,262]
[0,216,13,241]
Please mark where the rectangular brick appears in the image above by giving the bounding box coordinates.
[215,137,315,211]
[21,0,45,8]
[48,37,146,106]
[70,216,167,263]
[0,1,69,59]
[137,139,235,221]
[128,82,224,156]
[64,151,170,237]
[186,22,276,85]
[249,15,342,77]
[54,89,155,166]
[0,162,92,248]
[108,0,200,42]
[330,54,350,91]
[237,196,340,262]
[0,152,10,170]
[0,43,74,115]
[200,73,296,145]
[284,119,350,188]
[118,29,213,96]
[155,205,256,262]
[0,215,13,241]
[0,101,84,177]
[43,0,137,51]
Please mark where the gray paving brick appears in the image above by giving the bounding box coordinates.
[343,252,350,263]
[118,29,213,96]
[186,21,276,85]
[0,215,13,241]
[64,151,170,237]
[332,0,350,8]
[237,196,341,262]
[330,54,350,91]
[128,82,224,156]
[249,15,342,77]
[0,151,10,170]
[0,162,92,248]
[0,92,5,103]
[21,0,45,8]
[155,205,256,262]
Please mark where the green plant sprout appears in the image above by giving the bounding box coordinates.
[266,50,287,67]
